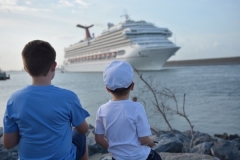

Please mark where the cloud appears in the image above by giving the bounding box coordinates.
[58,0,73,7]
[25,1,31,5]
[0,0,17,5]
[58,0,89,8]
[0,0,51,12]
[7,5,51,12]
[53,34,76,40]
[74,0,89,8]
[213,42,220,48]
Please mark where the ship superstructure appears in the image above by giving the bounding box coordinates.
[63,16,180,72]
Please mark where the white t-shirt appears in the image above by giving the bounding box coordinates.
[95,99,151,160]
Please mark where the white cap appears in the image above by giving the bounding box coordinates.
[103,60,134,90]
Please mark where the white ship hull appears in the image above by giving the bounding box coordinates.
[64,46,179,72]
[63,17,180,72]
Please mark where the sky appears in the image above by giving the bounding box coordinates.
[0,0,240,71]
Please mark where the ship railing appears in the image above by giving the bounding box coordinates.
[67,51,118,63]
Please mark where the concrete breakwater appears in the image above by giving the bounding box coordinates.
[164,56,240,67]
[0,125,240,160]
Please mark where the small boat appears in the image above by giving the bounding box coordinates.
[0,69,10,80]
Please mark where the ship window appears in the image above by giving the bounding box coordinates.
[117,50,125,55]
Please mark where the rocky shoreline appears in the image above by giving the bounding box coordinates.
[0,125,239,160]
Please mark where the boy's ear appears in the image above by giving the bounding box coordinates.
[106,87,111,92]
[23,66,28,72]
[51,62,57,71]
[130,83,134,90]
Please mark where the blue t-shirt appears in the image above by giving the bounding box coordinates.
[3,85,90,160]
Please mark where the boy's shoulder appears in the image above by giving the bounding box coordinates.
[100,99,145,109]
[10,85,77,99]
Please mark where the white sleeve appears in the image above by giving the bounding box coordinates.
[95,108,105,134]
[136,105,151,137]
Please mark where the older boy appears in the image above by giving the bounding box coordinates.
[3,40,90,160]
[95,60,162,160]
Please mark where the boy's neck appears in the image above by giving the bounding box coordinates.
[32,76,51,85]
[112,93,130,101]
[31,71,55,86]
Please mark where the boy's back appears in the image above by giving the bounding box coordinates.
[5,84,88,159]
[3,40,90,160]
[95,60,161,160]
[96,99,151,159]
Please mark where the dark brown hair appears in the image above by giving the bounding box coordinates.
[22,40,56,76]
[109,83,133,97]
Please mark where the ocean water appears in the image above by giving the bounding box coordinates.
[0,65,240,135]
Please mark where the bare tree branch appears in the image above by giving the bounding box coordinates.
[134,69,195,148]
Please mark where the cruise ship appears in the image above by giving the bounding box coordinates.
[63,15,180,72]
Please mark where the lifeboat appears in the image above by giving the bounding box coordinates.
[106,53,110,58]
[102,54,106,59]
[111,52,117,57]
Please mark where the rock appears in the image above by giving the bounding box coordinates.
[182,130,195,138]
[89,153,112,160]
[232,138,240,148]
[86,126,108,156]
[159,152,220,160]
[193,132,216,146]
[87,132,108,156]
[214,133,240,140]
[214,133,229,140]
[210,139,240,160]
[193,131,211,139]
[172,130,191,149]
[89,124,95,129]
[153,133,183,153]
[0,150,18,160]
[229,134,240,140]
[190,142,213,155]
[0,135,18,160]
[0,125,238,160]
[0,127,3,138]
[88,142,108,156]
[183,130,217,147]
[157,130,191,149]
[90,152,220,160]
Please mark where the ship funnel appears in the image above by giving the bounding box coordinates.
[76,24,94,40]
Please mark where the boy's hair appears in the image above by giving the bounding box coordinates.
[109,83,133,97]
[21,40,56,76]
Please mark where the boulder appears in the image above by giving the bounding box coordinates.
[153,133,183,153]
[210,139,240,160]
[172,130,191,149]
[89,152,220,160]
[214,133,229,140]
[232,138,240,148]
[193,132,216,146]
[86,129,108,156]
[190,142,213,155]
[89,153,112,160]
[88,143,108,156]
[0,127,3,138]
[159,152,220,160]
[229,134,240,140]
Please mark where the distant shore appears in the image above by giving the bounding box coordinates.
[164,56,240,67]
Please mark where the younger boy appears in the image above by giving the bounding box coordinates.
[3,40,90,160]
[95,60,162,160]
